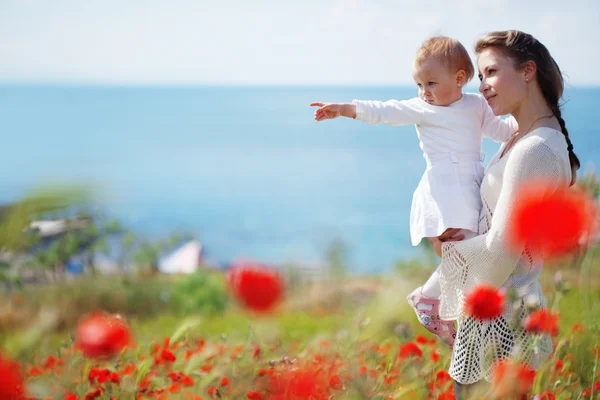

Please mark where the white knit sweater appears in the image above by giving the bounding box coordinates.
[439,127,572,384]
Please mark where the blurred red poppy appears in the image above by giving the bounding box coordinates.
[267,368,327,400]
[228,261,284,312]
[523,309,560,336]
[491,359,535,398]
[507,180,597,259]
[0,351,25,399]
[464,284,505,320]
[398,342,423,359]
[75,311,131,359]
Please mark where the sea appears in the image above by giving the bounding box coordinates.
[1,85,598,272]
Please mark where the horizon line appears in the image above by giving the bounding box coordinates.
[1,81,598,90]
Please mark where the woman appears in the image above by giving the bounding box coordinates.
[427,30,580,399]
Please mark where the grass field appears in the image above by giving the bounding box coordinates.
[1,250,599,399]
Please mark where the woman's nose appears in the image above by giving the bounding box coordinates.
[479,80,488,93]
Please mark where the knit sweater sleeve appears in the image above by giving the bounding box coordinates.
[438,133,570,320]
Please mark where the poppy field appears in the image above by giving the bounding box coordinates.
[0,181,599,399]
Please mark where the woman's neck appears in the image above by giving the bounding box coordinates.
[512,86,558,135]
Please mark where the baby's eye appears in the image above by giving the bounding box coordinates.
[416,83,423,88]
[428,82,436,86]
[488,69,496,75]
[478,74,483,81]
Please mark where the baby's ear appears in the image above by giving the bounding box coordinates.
[456,69,467,88]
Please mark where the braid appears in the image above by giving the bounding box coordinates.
[551,104,580,185]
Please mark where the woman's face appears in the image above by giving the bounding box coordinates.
[477,47,527,116]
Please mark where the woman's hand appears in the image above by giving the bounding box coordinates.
[429,229,466,257]
[438,228,462,242]
[428,237,445,257]
[310,102,356,121]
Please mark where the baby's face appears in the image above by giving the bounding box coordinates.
[412,58,462,106]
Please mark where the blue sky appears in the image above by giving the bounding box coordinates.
[1,0,598,86]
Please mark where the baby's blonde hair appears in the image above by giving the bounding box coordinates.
[415,36,474,82]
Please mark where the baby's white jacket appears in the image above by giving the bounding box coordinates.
[353,93,517,245]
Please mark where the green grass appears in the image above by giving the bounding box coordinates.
[2,254,600,399]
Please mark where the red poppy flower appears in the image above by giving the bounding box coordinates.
[89,368,109,384]
[0,352,25,399]
[539,392,556,400]
[122,364,136,376]
[84,386,105,399]
[491,359,535,398]
[572,323,585,333]
[437,391,455,400]
[158,348,177,363]
[507,180,597,259]
[464,284,505,320]
[416,335,428,344]
[169,371,194,387]
[169,383,182,394]
[253,344,262,358]
[247,392,264,400]
[435,370,452,386]
[267,368,327,399]
[220,376,231,387]
[523,309,560,336]
[43,355,62,370]
[554,360,564,370]
[329,374,342,390]
[109,372,120,384]
[75,311,131,359]
[228,261,284,312]
[398,342,423,359]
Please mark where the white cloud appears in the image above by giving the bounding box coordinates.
[0,0,598,85]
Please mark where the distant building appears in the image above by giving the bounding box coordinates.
[158,240,203,274]
[29,217,90,238]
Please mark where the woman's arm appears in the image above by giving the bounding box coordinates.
[437,135,569,320]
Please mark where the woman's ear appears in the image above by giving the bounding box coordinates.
[456,69,467,88]
[523,60,537,83]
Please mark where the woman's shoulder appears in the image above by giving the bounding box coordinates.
[523,127,569,152]
[511,127,571,167]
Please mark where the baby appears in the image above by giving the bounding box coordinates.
[311,36,517,347]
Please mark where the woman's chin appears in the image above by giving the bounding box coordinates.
[490,103,507,116]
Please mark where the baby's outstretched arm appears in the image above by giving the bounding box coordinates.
[311,102,356,121]
[312,98,425,126]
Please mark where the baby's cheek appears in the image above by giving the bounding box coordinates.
[440,86,458,102]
